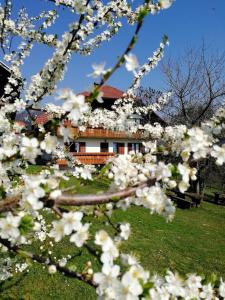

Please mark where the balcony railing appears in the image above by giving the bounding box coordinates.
[58,152,115,166]
[59,125,143,139]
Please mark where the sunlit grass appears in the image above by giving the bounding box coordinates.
[1,178,225,299]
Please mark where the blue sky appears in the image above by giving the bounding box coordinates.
[2,0,225,98]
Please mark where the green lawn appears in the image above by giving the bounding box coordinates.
[1,179,225,299]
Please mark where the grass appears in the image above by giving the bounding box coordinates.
[1,179,225,299]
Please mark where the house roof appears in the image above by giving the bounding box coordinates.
[35,113,49,125]
[81,85,124,99]
[31,85,166,126]
[0,61,11,74]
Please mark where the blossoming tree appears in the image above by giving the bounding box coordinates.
[0,0,225,298]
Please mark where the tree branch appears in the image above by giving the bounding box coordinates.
[0,180,155,213]
[0,237,96,287]
[54,180,153,206]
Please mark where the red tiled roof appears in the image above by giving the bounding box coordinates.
[34,85,166,126]
[35,86,124,125]
[81,85,124,99]
[35,113,49,125]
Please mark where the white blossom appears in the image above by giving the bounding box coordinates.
[88,62,109,78]
[211,144,225,166]
[0,213,21,243]
[124,53,139,74]
[48,265,57,274]
[70,223,90,247]
[40,135,58,154]
[20,137,40,163]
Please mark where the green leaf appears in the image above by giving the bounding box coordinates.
[203,273,218,286]
[89,89,100,103]
[98,162,112,178]
[141,280,154,297]
[158,145,165,153]
[19,215,33,235]
[68,264,77,272]
[137,7,148,22]
[169,165,181,180]
[41,183,50,193]
[0,185,6,199]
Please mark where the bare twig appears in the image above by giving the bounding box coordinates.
[103,211,119,233]
[91,1,149,97]
[0,195,21,213]
[0,237,96,287]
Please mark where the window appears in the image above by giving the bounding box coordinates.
[140,143,145,154]
[113,142,118,154]
[135,143,140,153]
[100,142,109,152]
[113,142,125,154]
[79,142,86,153]
[128,143,144,154]
[118,143,125,154]
[128,143,133,152]
[66,142,79,152]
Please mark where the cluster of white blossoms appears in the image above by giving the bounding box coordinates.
[93,232,225,299]
[149,271,225,299]
[136,185,175,220]
[0,213,22,244]
[0,0,225,298]
[211,144,225,166]
[79,22,122,56]
[0,5,57,51]
[107,152,198,195]
[44,103,66,119]
[49,211,90,247]
[60,89,90,125]
[134,90,172,115]
[127,36,170,96]
[0,256,28,281]
[21,175,47,211]
[33,213,48,242]
[72,166,93,180]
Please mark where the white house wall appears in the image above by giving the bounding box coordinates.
[74,138,142,154]
[79,139,101,153]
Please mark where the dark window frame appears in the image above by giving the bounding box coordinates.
[100,142,109,153]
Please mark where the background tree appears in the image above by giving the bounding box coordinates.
[161,44,225,126]
[134,86,166,124]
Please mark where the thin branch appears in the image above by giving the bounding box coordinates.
[89,0,149,99]
[52,205,63,217]
[54,180,153,206]
[0,180,155,213]
[31,0,91,104]
[103,211,119,233]
[0,195,21,213]
[0,237,96,287]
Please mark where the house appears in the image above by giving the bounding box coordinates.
[0,61,21,121]
[34,85,165,165]
[0,61,164,165]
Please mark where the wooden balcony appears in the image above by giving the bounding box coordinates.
[59,125,142,140]
[57,152,115,166]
